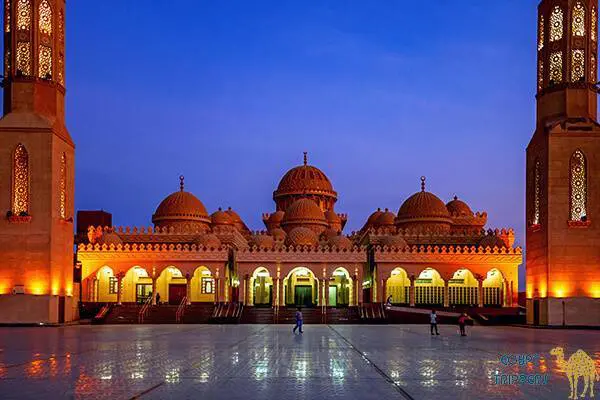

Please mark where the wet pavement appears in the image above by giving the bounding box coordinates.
[0,324,599,399]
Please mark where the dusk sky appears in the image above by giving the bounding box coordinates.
[10,2,540,286]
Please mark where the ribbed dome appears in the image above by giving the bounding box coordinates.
[367,208,384,225]
[249,234,275,249]
[376,209,396,226]
[285,226,318,247]
[380,235,408,249]
[152,176,211,230]
[446,196,474,216]
[194,233,221,248]
[211,208,234,226]
[396,177,452,231]
[328,235,353,250]
[281,198,328,233]
[479,235,506,249]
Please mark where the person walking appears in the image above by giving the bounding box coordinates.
[293,307,303,334]
[458,313,468,336]
[430,309,440,335]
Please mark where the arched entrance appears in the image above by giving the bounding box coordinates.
[483,269,504,306]
[329,267,352,307]
[448,269,478,306]
[190,266,215,303]
[94,266,117,302]
[122,266,152,303]
[386,267,410,305]
[415,268,444,306]
[284,267,319,307]
[156,266,187,305]
[251,267,273,307]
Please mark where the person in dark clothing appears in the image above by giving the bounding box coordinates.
[293,307,303,334]
[458,313,468,336]
[156,292,161,305]
[430,310,440,335]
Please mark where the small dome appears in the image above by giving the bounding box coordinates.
[211,208,234,226]
[194,233,221,248]
[328,235,353,250]
[152,176,211,229]
[380,235,408,249]
[285,226,318,247]
[366,208,384,226]
[249,234,275,249]
[479,235,506,249]
[376,209,396,226]
[325,210,341,224]
[270,227,287,241]
[281,198,328,233]
[396,177,452,231]
[446,196,474,216]
[98,231,123,245]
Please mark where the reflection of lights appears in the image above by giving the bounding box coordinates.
[254,360,268,380]
[232,352,239,365]
[329,359,345,379]
[165,368,180,383]
[293,360,308,380]
[198,372,209,383]
[100,375,112,380]
[131,372,144,379]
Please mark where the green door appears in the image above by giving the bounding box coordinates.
[328,286,337,307]
[295,285,313,307]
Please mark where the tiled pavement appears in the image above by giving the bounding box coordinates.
[0,324,599,399]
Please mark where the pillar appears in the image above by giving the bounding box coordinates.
[443,280,449,308]
[90,278,97,302]
[116,272,124,306]
[150,277,156,305]
[279,278,285,307]
[185,273,191,305]
[325,279,330,307]
[242,277,247,305]
[502,279,508,307]
[510,280,516,307]
[215,278,220,304]
[478,277,484,308]
[409,276,415,307]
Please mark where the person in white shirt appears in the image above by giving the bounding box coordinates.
[430,310,440,335]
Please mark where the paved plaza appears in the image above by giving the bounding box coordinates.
[0,324,598,399]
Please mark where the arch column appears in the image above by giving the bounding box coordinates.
[151,276,157,305]
[443,280,449,308]
[409,275,415,307]
[185,273,191,305]
[242,275,247,306]
[502,279,508,307]
[116,271,125,306]
[89,277,97,302]
[477,276,484,308]
[278,277,285,307]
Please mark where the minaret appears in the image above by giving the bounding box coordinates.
[0,0,75,323]
[526,0,600,326]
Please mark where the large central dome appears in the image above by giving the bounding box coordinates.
[396,177,452,232]
[273,152,337,212]
[152,176,211,232]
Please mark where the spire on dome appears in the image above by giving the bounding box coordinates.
[454,195,458,201]
[179,175,185,192]
[421,176,426,192]
[303,152,308,166]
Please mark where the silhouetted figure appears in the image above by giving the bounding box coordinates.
[430,310,440,335]
[293,307,303,334]
[156,292,161,305]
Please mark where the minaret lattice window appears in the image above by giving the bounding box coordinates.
[12,144,30,215]
[538,15,545,51]
[550,51,563,83]
[571,49,585,82]
[59,153,66,219]
[570,150,587,222]
[16,0,31,30]
[572,2,586,37]
[550,6,564,42]
[533,160,541,226]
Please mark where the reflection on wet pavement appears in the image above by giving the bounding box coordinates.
[0,324,598,399]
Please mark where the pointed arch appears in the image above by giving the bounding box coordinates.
[572,2,586,37]
[12,144,29,215]
[570,149,587,222]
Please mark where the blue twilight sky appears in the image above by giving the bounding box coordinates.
[10,2,542,286]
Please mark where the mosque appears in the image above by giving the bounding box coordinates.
[0,0,597,325]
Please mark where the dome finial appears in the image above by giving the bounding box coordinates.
[179,175,185,191]
[454,194,458,201]
[303,151,308,166]
[420,176,426,192]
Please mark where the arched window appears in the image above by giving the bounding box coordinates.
[12,144,30,215]
[38,0,52,34]
[572,2,586,37]
[59,153,66,219]
[550,51,563,83]
[571,49,585,82]
[533,159,541,226]
[570,150,587,222]
[550,6,564,42]
[538,15,545,51]
[16,0,31,30]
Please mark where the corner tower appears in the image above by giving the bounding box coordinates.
[0,0,75,323]
[527,0,600,326]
